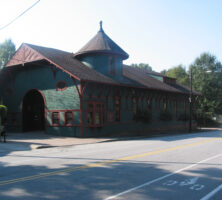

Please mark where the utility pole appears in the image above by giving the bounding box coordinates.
[189,68,192,132]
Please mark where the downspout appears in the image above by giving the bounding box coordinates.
[72,77,83,137]
[79,80,88,137]
[79,81,83,137]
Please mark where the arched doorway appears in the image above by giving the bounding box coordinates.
[22,89,45,132]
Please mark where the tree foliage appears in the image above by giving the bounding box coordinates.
[190,53,222,121]
[160,52,222,125]
[160,69,167,75]
[0,39,16,69]
[131,63,152,71]
[0,105,7,123]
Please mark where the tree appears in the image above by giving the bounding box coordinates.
[160,69,167,75]
[164,65,189,87]
[131,63,152,71]
[190,53,222,123]
[0,39,16,69]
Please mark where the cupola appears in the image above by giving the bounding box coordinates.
[74,21,129,60]
[74,21,128,79]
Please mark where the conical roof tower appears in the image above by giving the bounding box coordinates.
[74,21,129,60]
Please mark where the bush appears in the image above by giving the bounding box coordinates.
[134,109,152,123]
[0,105,7,122]
[195,115,219,127]
[159,110,172,121]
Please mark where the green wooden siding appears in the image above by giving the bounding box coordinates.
[2,64,81,136]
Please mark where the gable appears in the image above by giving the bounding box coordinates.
[6,44,44,67]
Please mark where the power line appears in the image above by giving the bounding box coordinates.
[0,0,40,31]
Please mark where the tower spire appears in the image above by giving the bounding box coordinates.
[99,20,103,32]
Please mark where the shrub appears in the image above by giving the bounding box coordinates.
[134,109,152,123]
[159,110,172,121]
[0,105,7,122]
[195,115,219,127]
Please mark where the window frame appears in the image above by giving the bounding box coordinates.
[132,96,138,114]
[147,98,152,110]
[51,111,60,126]
[86,102,104,127]
[114,96,121,122]
[64,111,74,126]
[108,56,116,75]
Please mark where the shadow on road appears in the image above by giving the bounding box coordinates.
[0,155,221,200]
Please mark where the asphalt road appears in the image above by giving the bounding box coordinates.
[0,130,222,200]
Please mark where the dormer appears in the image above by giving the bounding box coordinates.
[74,21,129,79]
[163,76,176,84]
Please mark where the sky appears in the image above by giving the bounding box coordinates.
[0,0,222,72]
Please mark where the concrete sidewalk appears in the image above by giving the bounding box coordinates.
[0,128,220,154]
[0,132,112,153]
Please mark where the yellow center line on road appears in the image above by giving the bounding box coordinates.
[0,137,222,187]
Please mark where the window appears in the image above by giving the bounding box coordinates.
[87,102,104,126]
[107,111,114,122]
[147,98,152,110]
[184,101,186,113]
[56,81,68,91]
[109,56,116,75]
[95,104,102,125]
[163,98,168,110]
[87,103,94,125]
[133,97,138,114]
[65,111,73,126]
[52,112,60,125]
[114,97,121,121]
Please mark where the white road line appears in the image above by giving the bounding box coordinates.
[200,184,222,200]
[105,152,222,200]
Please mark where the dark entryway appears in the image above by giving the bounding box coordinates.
[22,89,45,132]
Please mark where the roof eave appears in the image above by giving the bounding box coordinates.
[74,50,129,60]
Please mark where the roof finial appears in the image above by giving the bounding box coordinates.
[99,20,103,32]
